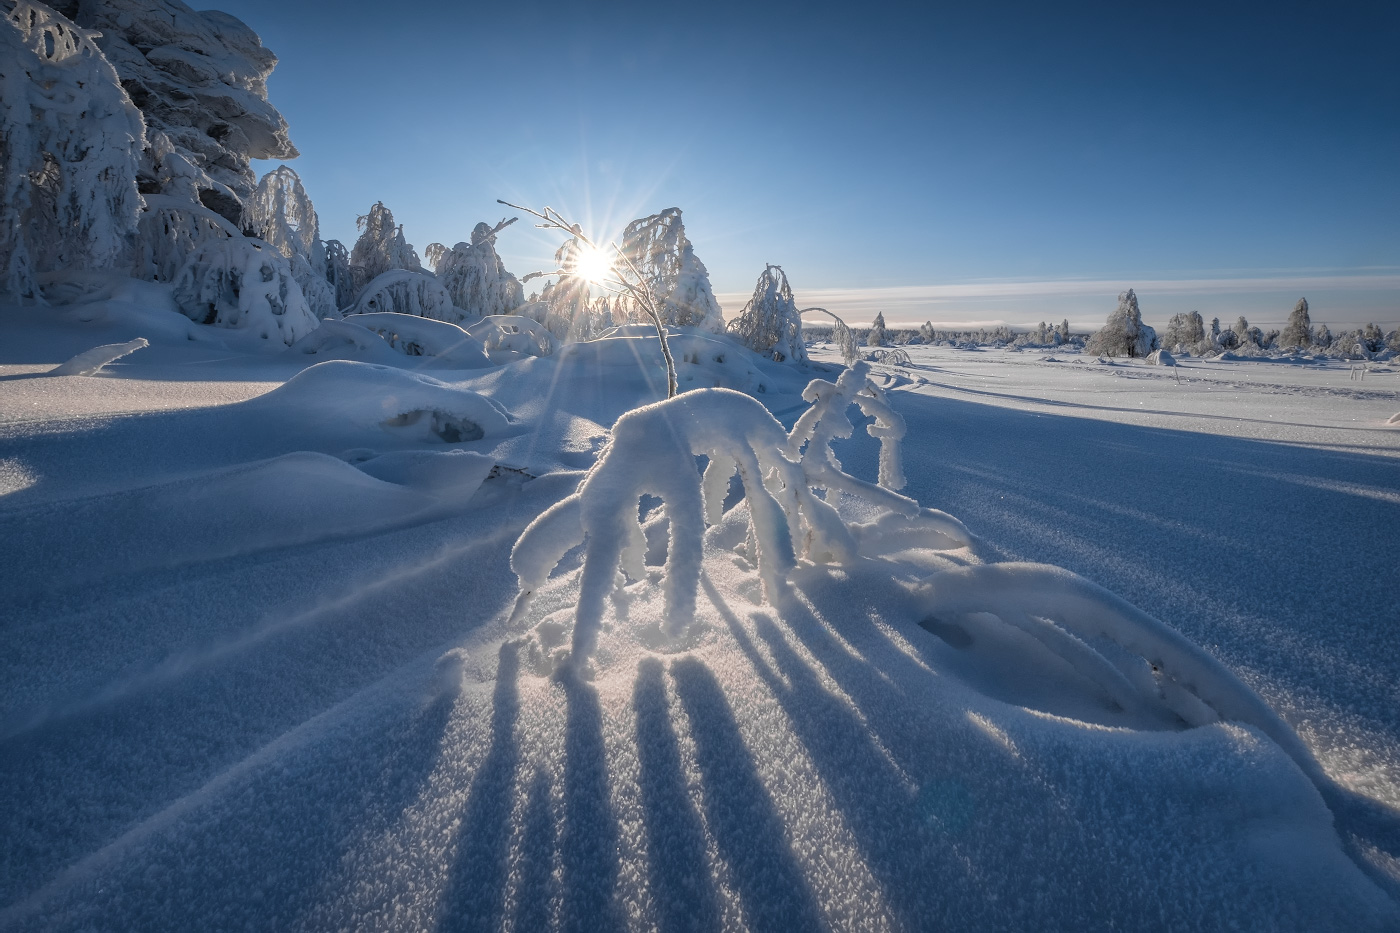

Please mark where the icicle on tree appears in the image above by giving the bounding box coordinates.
[1085,289,1157,358]
[509,360,951,669]
[500,199,679,396]
[1279,298,1312,349]
[430,219,524,323]
[0,1,145,302]
[728,264,807,364]
[867,312,888,347]
[610,208,724,332]
[247,165,335,318]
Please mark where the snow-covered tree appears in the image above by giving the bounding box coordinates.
[1162,311,1206,352]
[1360,322,1385,354]
[322,239,353,310]
[1387,328,1400,354]
[1059,319,1071,342]
[1,1,145,302]
[610,208,723,332]
[1314,322,1332,348]
[343,269,455,321]
[247,165,334,318]
[1085,289,1157,358]
[349,202,421,294]
[1231,316,1253,348]
[727,264,807,363]
[1279,298,1311,349]
[55,0,296,227]
[868,312,888,347]
[919,321,935,343]
[431,220,524,323]
[171,235,317,344]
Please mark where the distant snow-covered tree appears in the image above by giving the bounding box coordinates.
[58,0,296,226]
[919,321,936,343]
[1162,311,1206,352]
[1279,298,1312,349]
[349,202,421,294]
[1360,322,1385,354]
[432,219,524,323]
[728,264,807,363]
[868,312,888,347]
[1231,316,1254,349]
[1313,322,1332,348]
[247,165,334,318]
[611,208,723,332]
[1059,319,1071,342]
[1,1,145,302]
[1085,289,1157,358]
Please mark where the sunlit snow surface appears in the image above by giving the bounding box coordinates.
[1,298,1398,930]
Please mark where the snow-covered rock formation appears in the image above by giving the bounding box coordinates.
[1,1,145,302]
[51,0,295,226]
[1085,289,1157,358]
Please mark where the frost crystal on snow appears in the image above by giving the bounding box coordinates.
[0,1,145,301]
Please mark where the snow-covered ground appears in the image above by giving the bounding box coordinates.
[2,303,1399,931]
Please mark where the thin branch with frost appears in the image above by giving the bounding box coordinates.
[800,307,859,365]
[498,199,678,397]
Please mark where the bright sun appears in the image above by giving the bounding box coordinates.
[573,243,614,284]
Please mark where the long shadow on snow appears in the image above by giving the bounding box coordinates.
[5,681,457,931]
[0,510,522,909]
[668,656,825,933]
[633,657,723,933]
[436,643,523,932]
[837,392,1400,755]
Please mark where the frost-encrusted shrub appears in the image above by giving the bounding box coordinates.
[349,202,421,294]
[510,361,933,666]
[171,235,318,344]
[247,165,335,318]
[1,1,145,302]
[1085,289,1157,358]
[343,269,456,321]
[431,220,524,323]
[728,264,807,363]
[1279,298,1312,349]
[610,208,723,332]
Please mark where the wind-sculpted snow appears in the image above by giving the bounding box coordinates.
[49,337,148,376]
[467,314,558,364]
[294,312,491,369]
[510,363,923,668]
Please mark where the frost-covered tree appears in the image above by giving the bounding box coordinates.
[919,321,935,343]
[1360,322,1385,354]
[1387,328,1400,354]
[247,165,334,318]
[54,0,296,226]
[1085,289,1157,358]
[1231,316,1253,348]
[1279,298,1311,349]
[431,219,524,323]
[727,264,807,363]
[868,312,888,347]
[1,1,145,301]
[1059,319,1071,342]
[1314,322,1332,348]
[172,235,317,344]
[322,239,353,310]
[533,237,597,341]
[1162,311,1206,351]
[610,208,723,332]
[343,268,455,321]
[349,201,421,294]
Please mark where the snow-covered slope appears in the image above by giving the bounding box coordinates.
[1,299,1397,930]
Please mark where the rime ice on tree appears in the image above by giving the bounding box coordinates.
[248,165,336,318]
[611,208,723,332]
[728,264,807,363]
[429,220,524,323]
[1085,289,1157,358]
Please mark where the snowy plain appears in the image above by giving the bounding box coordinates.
[1,299,1399,932]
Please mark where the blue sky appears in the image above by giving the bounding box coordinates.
[217,0,1398,328]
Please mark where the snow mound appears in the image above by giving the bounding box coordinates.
[347,312,491,368]
[50,338,148,376]
[913,562,1323,782]
[465,314,557,363]
[249,360,517,443]
[1147,348,1175,365]
[349,448,495,497]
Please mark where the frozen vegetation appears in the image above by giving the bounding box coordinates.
[1,2,1399,930]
